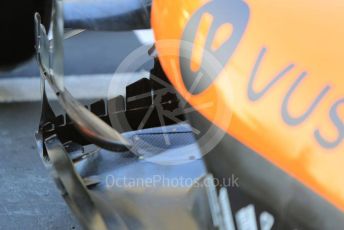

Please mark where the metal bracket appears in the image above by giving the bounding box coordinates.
[34,0,132,152]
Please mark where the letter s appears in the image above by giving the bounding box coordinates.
[314,98,344,149]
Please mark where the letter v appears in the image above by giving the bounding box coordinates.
[248,47,295,101]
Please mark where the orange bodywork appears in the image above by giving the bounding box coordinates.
[152,0,344,211]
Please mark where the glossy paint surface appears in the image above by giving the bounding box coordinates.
[152,0,344,211]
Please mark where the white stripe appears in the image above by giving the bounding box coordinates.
[219,188,236,230]
[0,73,142,103]
[134,29,155,45]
